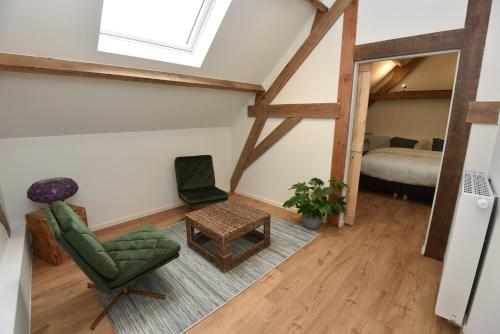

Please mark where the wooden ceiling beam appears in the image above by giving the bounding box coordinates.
[247,103,340,118]
[308,0,329,13]
[370,90,453,101]
[392,60,404,67]
[374,58,424,95]
[0,53,265,94]
[369,57,424,107]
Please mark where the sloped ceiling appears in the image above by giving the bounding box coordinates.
[370,53,458,91]
[0,0,315,137]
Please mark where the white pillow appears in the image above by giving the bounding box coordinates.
[365,135,391,151]
[415,138,432,150]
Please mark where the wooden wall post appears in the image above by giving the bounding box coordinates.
[328,0,358,225]
[344,63,371,226]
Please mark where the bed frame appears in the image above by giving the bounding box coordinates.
[359,174,435,203]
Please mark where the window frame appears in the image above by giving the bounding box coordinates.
[97,0,232,67]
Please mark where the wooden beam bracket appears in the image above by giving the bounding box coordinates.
[370,90,453,101]
[466,101,500,124]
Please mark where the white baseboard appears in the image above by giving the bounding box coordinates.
[91,201,184,231]
[234,190,297,213]
[90,190,298,232]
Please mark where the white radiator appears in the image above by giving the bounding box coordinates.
[436,171,496,326]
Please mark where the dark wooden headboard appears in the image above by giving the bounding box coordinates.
[0,203,11,236]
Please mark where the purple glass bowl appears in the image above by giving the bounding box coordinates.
[27,177,79,204]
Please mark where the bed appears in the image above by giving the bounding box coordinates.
[360,147,442,202]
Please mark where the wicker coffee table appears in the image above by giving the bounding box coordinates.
[185,201,271,272]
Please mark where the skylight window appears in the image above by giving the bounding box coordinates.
[98,0,232,67]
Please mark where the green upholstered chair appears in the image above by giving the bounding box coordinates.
[44,201,181,330]
[175,155,228,206]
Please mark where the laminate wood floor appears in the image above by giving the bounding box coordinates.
[31,191,458,334]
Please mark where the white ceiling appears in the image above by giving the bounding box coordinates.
[0,0,316,138]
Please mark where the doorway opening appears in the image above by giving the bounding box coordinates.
[344,52,460,253]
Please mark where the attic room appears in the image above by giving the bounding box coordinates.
[0,0,499,333]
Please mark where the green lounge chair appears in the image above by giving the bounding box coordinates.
[45,201,181,330]
[175,155,228,207]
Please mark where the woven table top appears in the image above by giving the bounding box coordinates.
[185,201,270,239]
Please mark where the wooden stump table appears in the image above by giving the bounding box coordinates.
[26,204,87,265]
[185,201,270,272]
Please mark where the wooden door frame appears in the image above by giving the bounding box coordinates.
[337,0,492,261]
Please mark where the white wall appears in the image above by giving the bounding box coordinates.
[0,71,252,138]
[367,99,451,140]
[0,72,251,138]
[357,0,468,45]
[0,128,231,229]
[462,0,500,332]
[231,14,341,206]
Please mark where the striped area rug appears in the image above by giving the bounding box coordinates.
[97,217,318,334]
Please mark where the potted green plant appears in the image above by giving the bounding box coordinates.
[283,178,347,229]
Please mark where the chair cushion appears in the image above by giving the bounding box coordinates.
[175,155,216,191]
[179,186,228,206]
[50,202,119,280]
[103,225,180,288]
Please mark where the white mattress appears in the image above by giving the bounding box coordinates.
[361,147,442,187]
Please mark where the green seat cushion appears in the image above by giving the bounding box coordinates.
[50,201,119,280]
[103,225,180,289]
[179,186,228,206]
